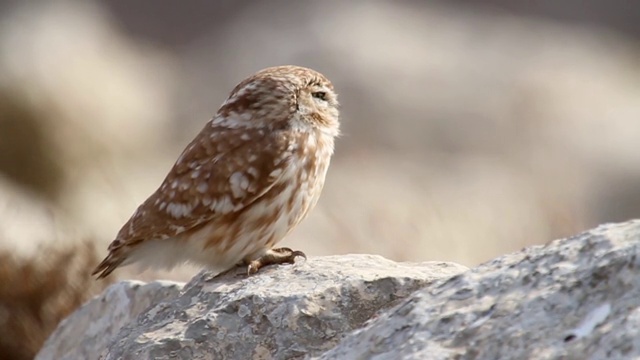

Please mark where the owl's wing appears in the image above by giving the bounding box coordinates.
[112,124,296,250]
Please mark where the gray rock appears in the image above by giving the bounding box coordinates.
[319,221,640,360]
[35,280,183,360]
[42,221,640,360]
[100,255,467,360]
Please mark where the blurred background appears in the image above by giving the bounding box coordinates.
[0,1,639,358]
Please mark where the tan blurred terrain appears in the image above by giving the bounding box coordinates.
[0,1,639,358]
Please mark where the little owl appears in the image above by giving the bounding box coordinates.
[92,65,340,279]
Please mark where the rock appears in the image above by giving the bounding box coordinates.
[104,255,465,360]
[319,221,640,359]
[37,221,640,359]
[35,280,183,360]
[77,255,465,359]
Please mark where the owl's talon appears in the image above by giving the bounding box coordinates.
[247,261,260,276]
[292,250,307,260]
[246,247,307,275]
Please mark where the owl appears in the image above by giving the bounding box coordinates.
[92,65,340,279]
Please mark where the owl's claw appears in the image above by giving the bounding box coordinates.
[246,247,307,275]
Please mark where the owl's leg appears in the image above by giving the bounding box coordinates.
[246,247,306,275]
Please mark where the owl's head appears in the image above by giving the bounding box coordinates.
[215,65,340,136]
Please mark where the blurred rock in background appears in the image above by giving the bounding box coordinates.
[0,0,639,356]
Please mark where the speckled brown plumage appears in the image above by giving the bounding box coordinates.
[92,65,340,279]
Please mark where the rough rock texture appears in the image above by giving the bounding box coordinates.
[36,280,183,360]
[99,255,465,360]
[320,221,640,360]
[38,221,640,360]
[34,255,463,360]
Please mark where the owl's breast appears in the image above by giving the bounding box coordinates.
[284,130,334,229]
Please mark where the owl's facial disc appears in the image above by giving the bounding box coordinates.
[295,82,339,133]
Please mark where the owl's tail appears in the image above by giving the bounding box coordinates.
[91,252,126,279]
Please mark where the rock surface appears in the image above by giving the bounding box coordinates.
[35,280,183,360]
[104,256,465,360]
[320,221,640,359]
[36,255,466,360]
[37,221,640,359]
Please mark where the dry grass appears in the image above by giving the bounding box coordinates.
[0,240,111,360]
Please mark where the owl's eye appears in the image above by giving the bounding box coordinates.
[311,91,327,101]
